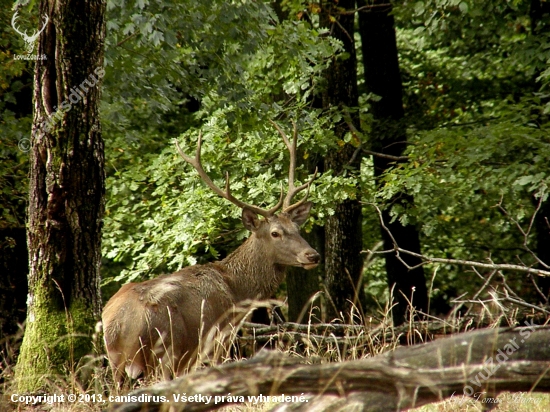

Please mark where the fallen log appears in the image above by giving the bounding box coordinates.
[237,309,548,350]
[107,325,550,412]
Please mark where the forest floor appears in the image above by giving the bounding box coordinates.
[2,306,550,411]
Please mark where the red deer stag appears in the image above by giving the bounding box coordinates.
[102,122,320,382]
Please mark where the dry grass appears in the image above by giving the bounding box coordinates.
[1,297,549,411]
[412,392,550,412]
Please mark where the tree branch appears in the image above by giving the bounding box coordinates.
[366,204,550,278]
[362,149,408,162]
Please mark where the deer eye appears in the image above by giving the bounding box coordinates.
[271,231,281,238]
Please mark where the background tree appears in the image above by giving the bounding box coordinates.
[358,0,428,324]
[99,1,344,318]
[14,0,106,392]
[271,2,326,323]
[4,0,547,349]
[319,0,366,321]
[378,0,550,312]
[98,0,550,324]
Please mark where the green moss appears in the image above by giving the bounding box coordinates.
[15,294,98,393]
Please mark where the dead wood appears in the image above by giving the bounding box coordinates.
[107,326,550,412]
[236,311,542,349]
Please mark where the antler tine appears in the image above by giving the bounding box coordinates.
[175,132,283,218]
[269,119,292,151]
[284,167,318,213]
[270,120,318,213]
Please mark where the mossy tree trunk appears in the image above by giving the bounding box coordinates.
[15,0,106,393]
[320,0,365,321]
[358,0,428,324]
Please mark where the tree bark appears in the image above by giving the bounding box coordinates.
[107,326,550,412]
[358,0,428,324]
[321,0,365,321]
[14,0,106,392]
[287,225,324,322]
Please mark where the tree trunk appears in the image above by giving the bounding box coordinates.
[321,0,365,322]
[358,0,428,324]
[14,0,106,392]
[107,326,550,412]
[269,0,325,324]
[287,225,324,322]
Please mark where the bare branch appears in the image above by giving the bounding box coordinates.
[366,203,550,278]
[497,196,550,270]
[362,149,408,162]
[338,3,393,15]
[501,295,550,315]
[367,246,550,278]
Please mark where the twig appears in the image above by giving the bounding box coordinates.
[343,115,363,167]
[331,14,354,44]
[367,246,550,277]
[116,30,140,47]
[502,296,550,315]
[366,203,550,277]
[362,149,408,162]
[497,196,550,269]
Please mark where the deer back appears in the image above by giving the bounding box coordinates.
[103,264,240,379]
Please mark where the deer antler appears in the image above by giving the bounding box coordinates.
[175,132,284,218]
[269,120,318,213]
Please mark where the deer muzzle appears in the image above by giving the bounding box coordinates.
[301,251,321,270]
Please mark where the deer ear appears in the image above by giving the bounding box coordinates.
[242,208,261,232]
[288,201,312,226]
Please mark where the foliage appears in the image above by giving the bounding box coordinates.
[100,0,550,309]
[397,0,535,127]
[101,0,350,285]
[2,0,549,312]
[362,0,550,306]
[0,3,33,228]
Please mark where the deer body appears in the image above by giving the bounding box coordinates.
[103,123,320,382]
[103,207,318,380]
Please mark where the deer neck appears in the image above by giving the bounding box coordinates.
[221,234,285,301]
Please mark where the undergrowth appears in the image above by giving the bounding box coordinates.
[1,296,549,411]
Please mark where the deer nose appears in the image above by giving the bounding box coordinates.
[306,252,320,263]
